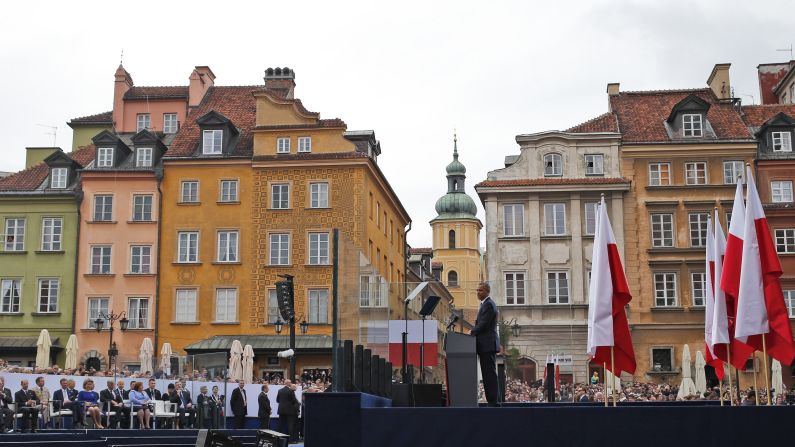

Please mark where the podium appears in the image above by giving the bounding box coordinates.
[444,332,477,407]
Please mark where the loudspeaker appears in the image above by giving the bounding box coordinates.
[197,429,241,447]
[362,349,372,394]
[354,344,364,391]
[371,355,381,396]
[343,340,354,392]
[391,384,443,407]
[377,357,387,396]
[256,429,289,447]
[497,361,506,403]
[275,281,294,321]
[384,361,393,397]
[546,362,555,402]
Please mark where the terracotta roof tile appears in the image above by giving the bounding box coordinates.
[565,112,619,133]
[431,261,443,269]
[740,104,795,127]
[253,151,368,162]
[476,177,630,188]
[253,118,346,131]
[68,111,112,125]
[0,145,95,191]
[409,247,432,255]
[124,86,188,100]
[609,88,752,142]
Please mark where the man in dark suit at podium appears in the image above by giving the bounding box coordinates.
[469,282,501,406]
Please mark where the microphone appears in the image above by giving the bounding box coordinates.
[446,315,459,331]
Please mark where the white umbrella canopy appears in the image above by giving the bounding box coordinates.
[242,344,255,384]
[677,344,697,399]
[160,342,173,376]
[139,338,154,374]
[64,334,79,370]
[35,329,52,369]
[228,340,243,382]
[605,369,621,395]
[694,350,707,395]
[772,359,784,401]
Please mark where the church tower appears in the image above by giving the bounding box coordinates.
[431,135,483,310]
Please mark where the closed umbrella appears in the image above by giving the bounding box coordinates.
[605,369,621,395]
[139,338,154,374]
[771,359,784,401]
[694,350,707,395]
[36,329,52,369]
[64,334,79,370]
[242,344,255,384]
[160,342,173,376]
[677,344,697,399]
[228,340,243,382]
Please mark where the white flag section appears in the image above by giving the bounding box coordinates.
[704,214,716,357]
[736,167,769,341]
[711,210,730,347]
[388,320,438,343]
[587,198,616,355]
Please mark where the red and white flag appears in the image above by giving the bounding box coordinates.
[711,211,731,355]
[719,179,757,369]
[586,196,635,375]
[735,166,795,365]
[704,213,725,380]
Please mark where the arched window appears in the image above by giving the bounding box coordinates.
[544,153,563,176]
[449,230,456,249]
[453,180,459,191]
[448,270,459,287]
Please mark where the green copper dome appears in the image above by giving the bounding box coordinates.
[446,152,466,175]
[433,136,478,220]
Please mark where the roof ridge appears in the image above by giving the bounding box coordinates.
[564,112,616,132]
[620,87,710,95]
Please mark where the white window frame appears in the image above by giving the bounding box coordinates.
[136,147,153,167]
[88,297,109,329]
[217,230,239,263]
[4,218,25,251]
[584,154,604,175]
[136,114,151,132]
[785,290,795,318]
[723,161,744,185]
[202,129,223,155]
[271,184,290,209]
[648,162,671,186]
[543,153,563,176]
[1,279,21,313]
[308,232,330,265]
[504,272,526,305]
[684,161,708,185]
[130,245,152,274]
[220,180,239,203]
[772,180,794,203]
[691,272,706,307]
[269,233,290,265]
[163,113,178,134]
[215,288,238,323]
[546,271,570,304]
[688,213,709,248]
[503,204,524,237]
[772,131,792,152]
[128,297,149,329]
[177,231,199,263]
[544,203,566,236]
[175,289,197,323]
[267,289,280,323]
[310,182,329,208]
[90,245,112,274]
[584,202,598,236]
[132,194,153,221]
[359,275,387,308]
[651,213,674,248]
[277,137,291,154]
[41,217,62,251]
[37,278,59,313]
[298,136,312,153]
[775,229,795,254]
[93,195,113,221]
[180,181,199,203]
[654,272,678,307]
[682,114,703,137]
[97,147,114,168]
[308,288,329,324]
[50,167,68,188]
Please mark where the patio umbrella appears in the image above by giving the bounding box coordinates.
[694,350,707,395]
[677,344,697,399]
[605,369,621,395]
[160,342,173,376]
[771,359,784,401]
[242,344,255,384]
[139,338,154,374]
[228,339,243,382]
[35,329,52,369]
[64,334,79,370]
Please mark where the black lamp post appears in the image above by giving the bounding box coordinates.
[95,311,128,378]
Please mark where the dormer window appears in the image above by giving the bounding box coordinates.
[682,114,703,137]
[298,137,312,153]
[772,131,792,152]
[544,153,562,176]
[585,154,604,175]
[277,137,291,153]
[203,130,223,154]
[136,148,153,167]
[50,168,68,189]
[97,147,114,167]
[137,114,151,132]
[163,113,178,134]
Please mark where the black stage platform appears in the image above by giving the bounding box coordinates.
[0,429,264,447]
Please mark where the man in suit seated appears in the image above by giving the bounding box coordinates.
[53,378,84,428]
[144,379,161,400]
[171,382,196,428]
[100,380,130,429]
[0,377,14,433]
[15,380,40,433]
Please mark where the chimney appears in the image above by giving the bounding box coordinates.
[606,83,620,111]
[112,64,133,131]
[26,147,60,169]
[707,63,732,100]
[756,62,793,105]
[189,66,216,107]
[264,67,296,99]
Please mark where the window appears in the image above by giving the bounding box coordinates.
[310,182,328,208]
[775,229,795,253]
[90,246,112,274]
[651,214,674,247]
[88,297,109,329]
[130,245,151,274]
[217,230,239,262]
[267,290,280,323]
[271,184,289,209]
[376,202,381,227]
[128,297,149,329]
[503,204,524,236]
[51,168,68,188]
[136,148,153,167]
[654,273,677,307]
[175,289,197,322]
[585,154,604,175]
[133,195,153,221]
[298,137,312,153]
[691,273,706,307]
[648,163,671,186]
[772,181,794,203]
[1,279,21,313]
[220,180,239,202]
[137,114,151,132]
[723,161,744,185]
[97,147,114,168]
[163,113,178,134]
[202,130,223,154]
[359,275,386,307]
[177,232,199,263]
[41,217,62,251]
[269,234,290,265]
[689,213,709,247]
[772,131,792,152]
[547,271,569,304]
[543,153,562,176]
[682,114,702,137]
[277,137,291,153]
[544,203,566,236]
[93,195,113,221]
[685,162,707,185]
[651,348,674,372]
[37,278,59,313]
[785,290,795,318]
[505,272,526,305]
[4,218,25,251]
[726,212,732,229]
[369,193,374,219]
[309,232,329,265]
[383,211,387,235]
[215,288,237,323]
[584,202,598,236]
[180,181,199,203]
[448,271,459,287]
[308,289,329,323]
[449,230,456,249]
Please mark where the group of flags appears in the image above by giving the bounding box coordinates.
[587,165,795,381]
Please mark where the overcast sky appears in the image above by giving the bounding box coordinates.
[0,0,791,248]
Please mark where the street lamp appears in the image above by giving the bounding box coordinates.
[300,318,309,335]
[94,311,129,377]
[274,318,284,335]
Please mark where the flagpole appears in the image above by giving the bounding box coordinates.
[719,378,723,406]
[726,347,734,406]
[610,347,617,407]
[752,353,759,405]
[762,335,771,406]
[603,362,607,408]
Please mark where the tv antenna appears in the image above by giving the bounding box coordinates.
[777,44,793,60]
[741,94,756,105]
[36,124,57,146]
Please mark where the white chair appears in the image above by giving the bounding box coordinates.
[152,400,178,429]
[12,402,43,432]
[49,401,73,429]
[101,401,117,428]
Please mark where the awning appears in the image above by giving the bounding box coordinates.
[184,335,332,353]
[0,336,62,351]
